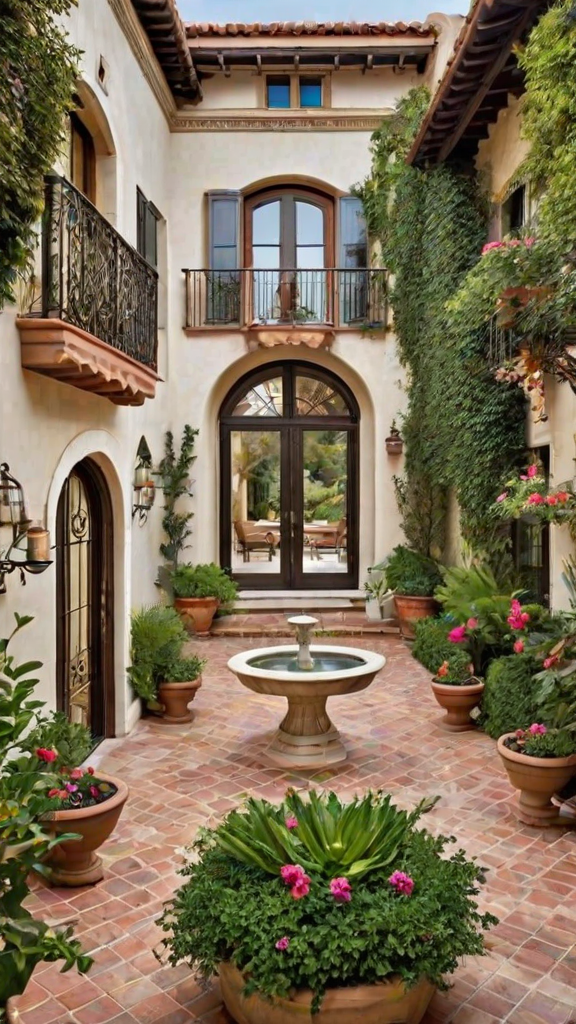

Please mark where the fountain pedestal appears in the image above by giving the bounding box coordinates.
[228,617,385,770]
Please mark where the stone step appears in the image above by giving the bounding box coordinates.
[234,589,366,613]
[211,610,399,638]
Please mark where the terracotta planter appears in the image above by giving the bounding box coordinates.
[385,438,403,456]
[219,962,435,1024]
[394,595,438,640]
[158,676,202,724]
[44,773,128,886]
[431,679,484,733]
[497,733,576,826]
[6,999,20,1024]
[174,596,219,636]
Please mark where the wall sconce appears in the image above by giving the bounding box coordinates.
[0,463,52,594]
[132,437,155,525]
[385,421,404,456]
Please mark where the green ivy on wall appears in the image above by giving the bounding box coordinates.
[354,88,526,566]
[0,1,79,308]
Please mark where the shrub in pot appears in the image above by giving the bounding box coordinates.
[383,547,442,639]
[128,605,205,723]
[412,617,455,672]
[1,615,92,1015]
[431,657,484,732]
[171,562,238,636]
[480,653,540,739]
[159,790,496,1024]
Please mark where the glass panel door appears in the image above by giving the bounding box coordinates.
[299,429,349,579]
[229,430,282,579]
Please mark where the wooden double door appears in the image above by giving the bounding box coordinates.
[220,363,359,589]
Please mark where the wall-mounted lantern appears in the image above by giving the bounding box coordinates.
[0,463,52,594]
[385,421,404,456]
[132,437,155,524]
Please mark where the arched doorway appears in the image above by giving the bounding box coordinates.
[56,458,114,739]
[220,362,359,589]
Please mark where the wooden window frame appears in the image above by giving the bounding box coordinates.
[262,73,331,110]
[244,187,334,268]
[137,187,161,269]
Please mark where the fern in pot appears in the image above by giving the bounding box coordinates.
[129,606,205,724]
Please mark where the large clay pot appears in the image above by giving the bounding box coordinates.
[45,773,128,886]
[394,595,438,640]
[158,676,202,724]
[431,679,484,732]
[497,733,576,826]
[174,596,219,636]
[219,963,435,1024]
[6,999,20,1023]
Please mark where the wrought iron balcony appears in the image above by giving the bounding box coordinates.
[18,175,159,406]
[183,268,388,332]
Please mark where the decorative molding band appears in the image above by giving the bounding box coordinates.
[107,0,176,124]
[171,110,389,132]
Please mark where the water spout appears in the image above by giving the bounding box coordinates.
[287,614,318,670]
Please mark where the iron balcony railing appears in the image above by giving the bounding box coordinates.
[183,268,388,331]
[27,174,158,370]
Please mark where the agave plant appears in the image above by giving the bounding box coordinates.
[214,789,437,881]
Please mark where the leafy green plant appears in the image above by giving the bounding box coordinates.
[0,1,79,308]
[413,618,471,677]
[171,563,238,606]
[383,545,442,597]
[0,615,92,1016]
[480,654,541,738]
[159,789,496,1015]
[435,565,514,623]
[522,728,576,759]
[128,605,188,702]
[158,426,199,569]
[20,711,92,769]
[161,655,205,684]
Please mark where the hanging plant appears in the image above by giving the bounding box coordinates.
[493,463,576,534]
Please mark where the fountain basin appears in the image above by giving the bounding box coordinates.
[228,644,385,769]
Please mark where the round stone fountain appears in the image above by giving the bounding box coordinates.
[227,615,385,769]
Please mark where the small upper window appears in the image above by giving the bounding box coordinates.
[137,188,161,268]
[502,184,526,235]
[267,76,291,109]
[299,78,322,108]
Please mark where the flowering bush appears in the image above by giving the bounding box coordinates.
[493,464,576,526]
[434,658,475,686]
[159,790,496,1013]
[504,724,576,759]
[445,597,534,676]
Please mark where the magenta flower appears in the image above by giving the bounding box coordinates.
[281,864,305,886]
[526,464,538,479]
[448,625,467,644]
[528,723,547,735]
[275,936,290,951]
[496,492,508,503]
[285,816,299,830]
[330,877,352,903]
[64,782,78,793]
[291,876,311,900]
[89,785,100,798]
[388,871,414,896]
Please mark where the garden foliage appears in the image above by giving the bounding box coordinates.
[481,654,541,739]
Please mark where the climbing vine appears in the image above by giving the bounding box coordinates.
[0,1,79,307]
[354,88,526,566]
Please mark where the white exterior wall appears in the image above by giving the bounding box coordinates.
[0,2,459,732]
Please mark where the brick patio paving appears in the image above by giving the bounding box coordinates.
[12,635,576,1024]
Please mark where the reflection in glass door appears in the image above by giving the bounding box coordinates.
[220,364,359,589]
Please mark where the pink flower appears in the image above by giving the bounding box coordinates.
[291,876,311,900]
[466,618,478,629]
[543,655,558,670]
[527,492,544,505]
[64,783,78,793]
[330,877,352,903]
[275,936,290,951]
[482,241,504,254]
[448,625,467,644]
[515,729,525,739]
[69,768,84,781]
[508,600,530,631]
[528,723,547,735]
[48,788,61,798]
[526,464,538,479]
[513,640,524,654]
[36,748,57,763]
[388,871,414,896]
[524,237,536,247]
[496,492,508,503]
[281,864,305,886]
[285,816,299,830]
[89,785,100,798]
[545,495,558,505]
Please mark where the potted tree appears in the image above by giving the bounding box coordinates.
[129,605,205,723]
[383,546,442,639]
[159,789,496,1024]
[431,656,484,732]
[171,563,238,636]
[1,613,93,1017]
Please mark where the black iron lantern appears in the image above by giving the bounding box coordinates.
[0,463,52,594]
[132,436,156,524]
[0,463,30,535]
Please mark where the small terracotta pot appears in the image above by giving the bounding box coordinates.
[44,773,128,886]
[174,596,219,636]
[158,676,202,724]
[219,962,435,1024]
[431,679,484,732]
[385,438,403,456]
[394,595,439,640]
[497,733,576,826]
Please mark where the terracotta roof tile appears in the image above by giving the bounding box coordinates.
[185,21,436,39]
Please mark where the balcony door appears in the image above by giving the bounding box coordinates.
[245,190,333,324]
[220,363,359,590]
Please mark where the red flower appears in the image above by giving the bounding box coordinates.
[543,655,558,670]
[436,661,449,678]
[36,748,57,763]
[86,766,95,775]
[527,492,544,505]
[513,640,524,654]
[556,492,569,503]
[545,495,558,505]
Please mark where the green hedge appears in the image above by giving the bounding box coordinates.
[412,617,471,677]
[481,653,540,739]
